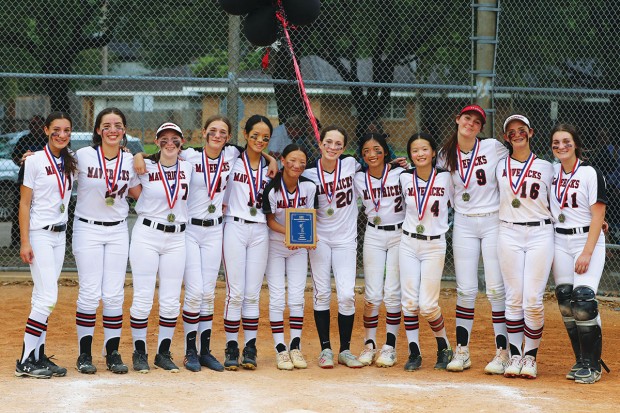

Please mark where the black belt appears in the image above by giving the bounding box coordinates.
[191,217,223,227]
[42,224,66,232]
[233,216,260,224]
[403,229,440,241]
[368,222,403,231]
[78,217,124,226]
[556,226,590,235]
[512,219,552,227]
[142,218,186,233]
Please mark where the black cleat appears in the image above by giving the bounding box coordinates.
[76,353,97,374]
[15,357,53,379]
[200,351,225,372]
[39,354,67,377]
[434,348,453,370]
[404,354,422,372]
[154,351,180,373]
[106,351,128,374]
[184,350,201,372]
[224,345,240,371]
[132,351,150,374]
[242,346,258,370]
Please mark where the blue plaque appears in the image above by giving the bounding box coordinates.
[285,208,317,247]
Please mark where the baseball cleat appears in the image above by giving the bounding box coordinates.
[434,347,453,370]
[289,349,307,369]
[446,345,471,372]
[566,360,583,380]
[404,354,422,372]
[76,353,98,374]
[574,367,602,384]
[39,354,67,377]
[375,345,397,368]
[338,350,364,368]
[224,344,240,371]
[276,351,294,371]
[318,349,334,369]
[358,345,377,366]
[183,349,201,372]
[15,357,53,379]
[241,345,258,370]
[503,355,523,378]
[154,351,180,373]
[199,351,225,372]
[132,351,150,373]
[106,351,128,374]
[519,355,537,379]
[484,348,509,375]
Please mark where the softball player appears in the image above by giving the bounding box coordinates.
[221,115,273,371]
[550,124,609,384]
[16,112,77,378]
[263,144,317,370]
[129,122,192,373]
[302,126,364,369]
[353,133,404,368]
[439,105,511,374]
[496,114,554,379]
[73,108,140,375]
[399,133,454,371]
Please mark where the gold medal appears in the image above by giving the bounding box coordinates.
[416,224,424,234]
[60,204,65,213]
[558,213,566,223]
[511,198,521,208]
[373,216,381,226]
[208,204,216,214]
[462,192,470,202]
[327,208,334,216]
[105,197,115,206]
[250,207,258,217]
[167,213,175,223]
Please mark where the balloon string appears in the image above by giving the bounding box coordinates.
[275,5,321,144]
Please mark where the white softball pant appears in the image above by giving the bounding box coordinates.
[265,240,308,317]
[553,230,606,292]
[73,219,129,313]
[363,226,401,311]
[183,222,223,315]
[129,220,186,320]
[399,235,446,320]
[309,237,357,315]
[29,229,66,317]
[222,219,269,321]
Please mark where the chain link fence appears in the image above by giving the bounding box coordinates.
[0,1,618,294]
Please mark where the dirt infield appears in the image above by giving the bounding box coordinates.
[0,278,618,413]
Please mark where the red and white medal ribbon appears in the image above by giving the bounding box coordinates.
[242,151,263,207]
[201,150,224,201]
[280,177,301,208]
[507,153,536,196]
[43,144,67,201]
[97,146,123,194]
[157,161,180,210]
[413,168,437,221]
[317,158,341,205]
[555,159,581,209]
[456,138,480,188]
[365,164,389,212]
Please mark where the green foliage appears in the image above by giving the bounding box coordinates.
[191,49,264,78]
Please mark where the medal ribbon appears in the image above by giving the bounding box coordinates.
[413,168,437,221]
[317,158,341,205]
[97,146,123,195]
[202,150,224,201]
[555,159,581,210]
[157,161,180,209]
[507,153,536,196]
[365,164,390,212]
[280,177,301,208]
[242,151,263,206]
[43,144,67,201]
[456,138,480,188]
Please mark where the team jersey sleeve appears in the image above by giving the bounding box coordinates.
[21,156,37,189]
[590,166,608,206]
[494,139,510,159]
[445,171,455,207]
[262,180,278,215]
[226,144,243,158]
[311,183,318,209]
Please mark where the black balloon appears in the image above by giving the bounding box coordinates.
[243,6,278,47]
[218,0,263,16]
[283,0,320,26]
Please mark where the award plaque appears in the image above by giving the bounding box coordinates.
[285,208,317,248]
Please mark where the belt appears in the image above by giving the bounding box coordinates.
[403,229,440,241]
[78,217,125,226]
[42,224,66,232]
[233,216,260,224]
[462,212,497,217]
[142,218,186,233]
[556,226,590,235]
[512,219,552,227]
[368,222,403,231]
[191,217,223,227]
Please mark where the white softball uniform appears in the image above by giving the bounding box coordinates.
[551,162,607,292]
[496,154,554,356]
[263,176,317,349]
[302,155,360,315]
[222,154,271,344]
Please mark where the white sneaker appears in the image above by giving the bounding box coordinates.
[338,350,364,368]
[289,349,307,369]
[446,345,471,372]
[520,355,537,379]
[358,345,377,366]
[504,355,523,378]
[318,349,334,369]
[276,351,294,371]
[375,345,397,367]
[484,348,509,375]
